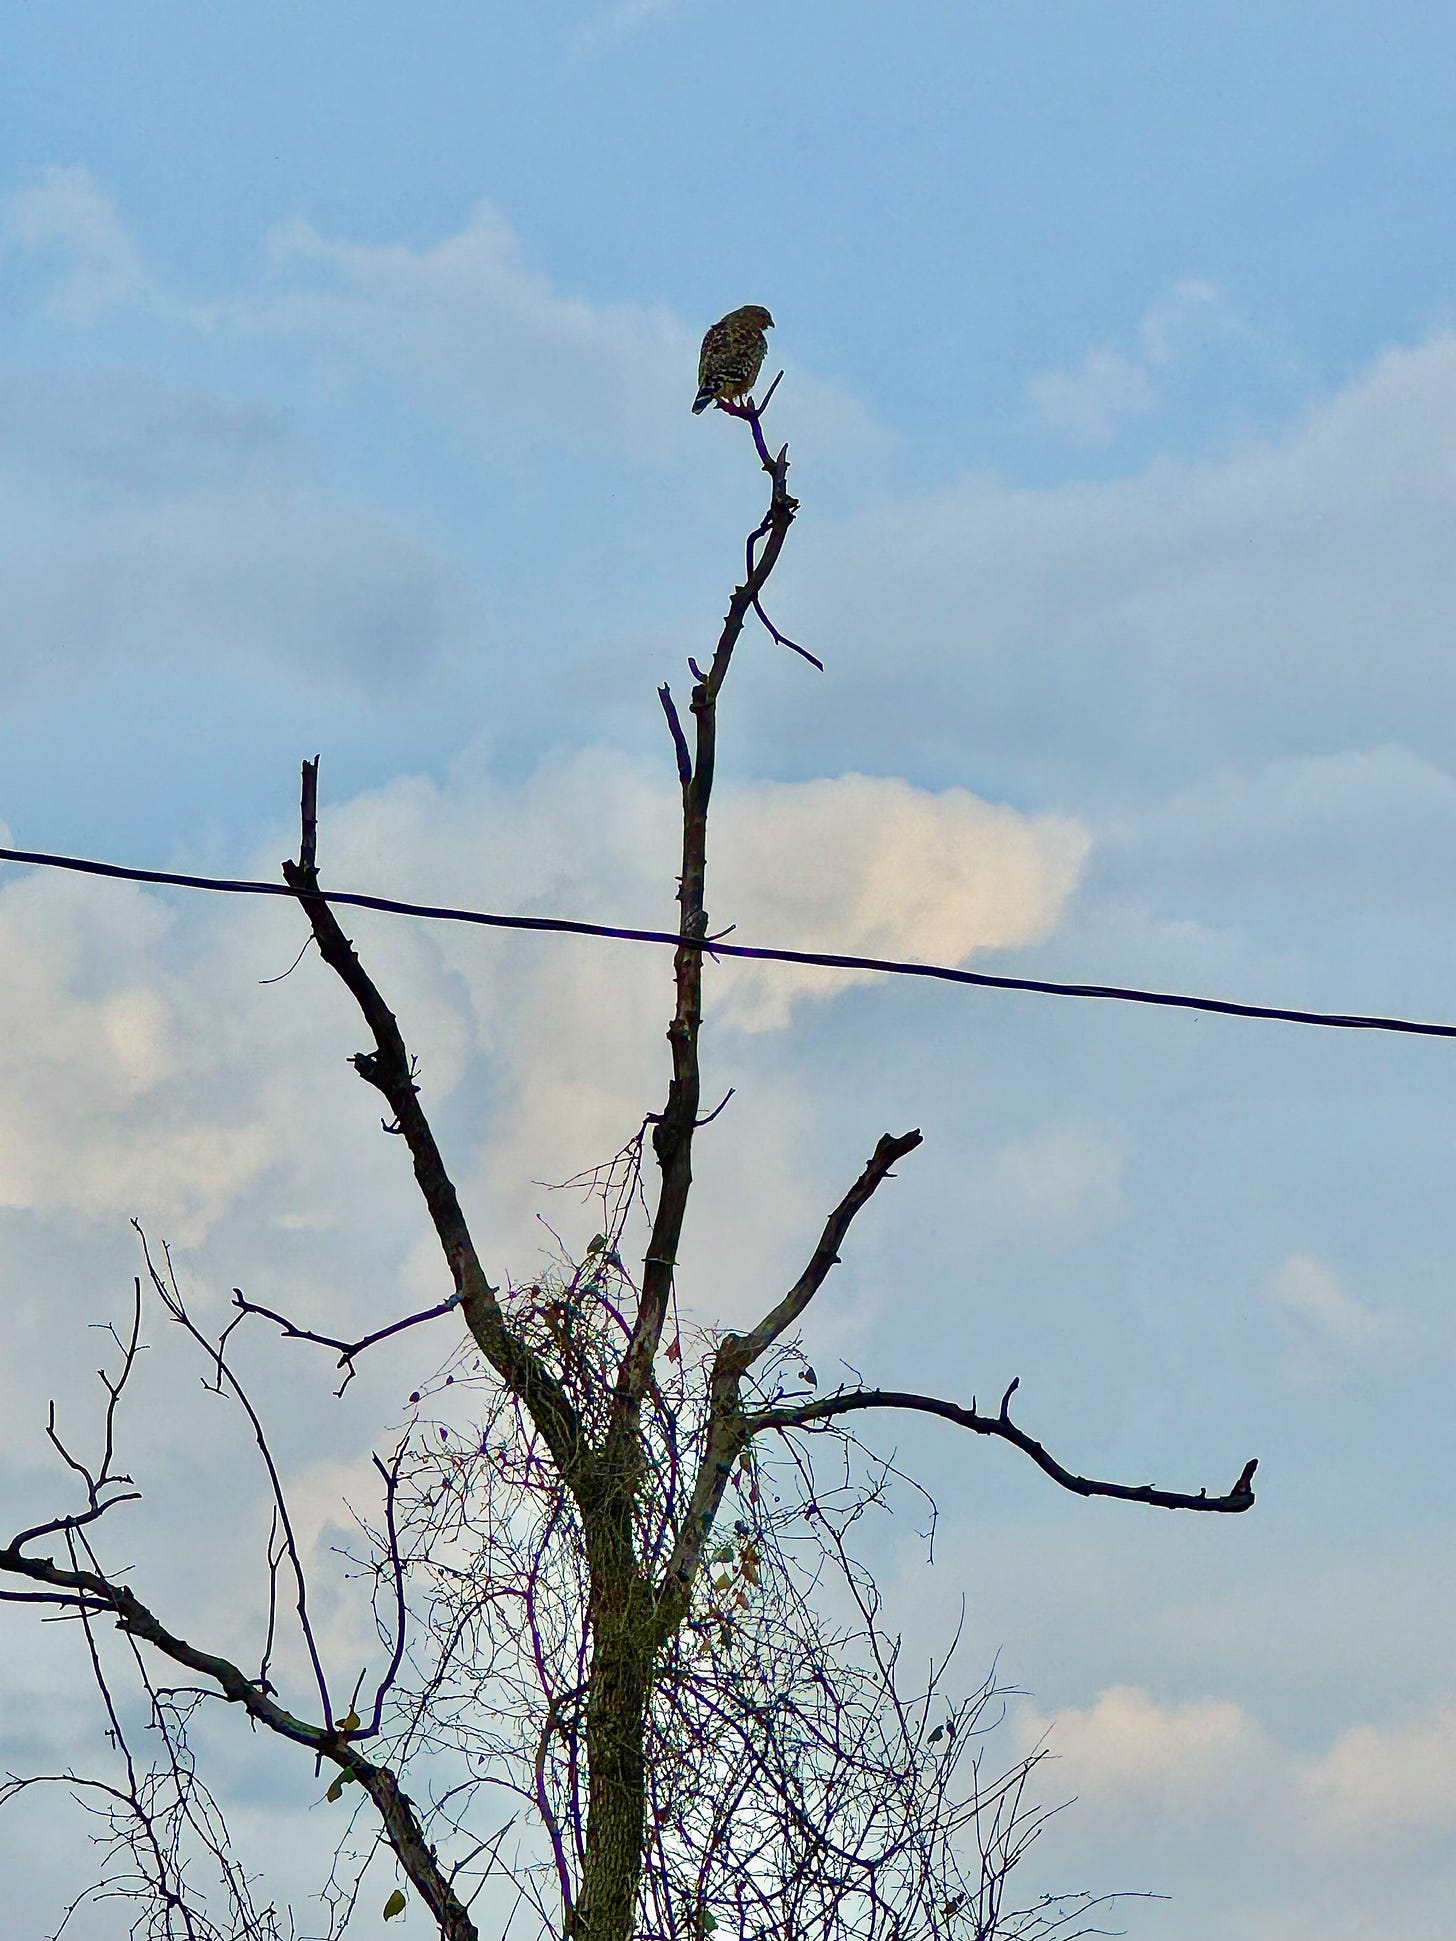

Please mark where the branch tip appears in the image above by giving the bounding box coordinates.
[298,757,320,877]
[657,685,692,788]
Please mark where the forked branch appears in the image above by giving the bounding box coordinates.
[656,1130,923,1620]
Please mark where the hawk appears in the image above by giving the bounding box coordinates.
[692,305,774,414]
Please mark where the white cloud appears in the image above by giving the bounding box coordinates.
[0,875,269,1240]
[1019,1685,1271,1825]
[1026,345,1160,448]
[1,165,152,322]
[787,329,1456,801]
[0,172,743,463]
[1022,1684,1456,1853]
[290,750,1086,1314]
[233,201,886,471]
[247,201,694,453]
[1026,279,1252,445]
[1267,1253,1400,1353]
[1135,279,1245,368]
[1303,1703,1456,1844]
[707,774,1088,1031]
[0,745,1083,1283]
[0,830,479,1246]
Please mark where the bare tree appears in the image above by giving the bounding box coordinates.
[0,385,1256,1941]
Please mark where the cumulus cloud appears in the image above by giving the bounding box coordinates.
[1026,346,1160,449]
[708,774,1088,1031]
[0,731,1093,1923]
[0,874,269,1239]
[0,168,692,454]
[286,749,1087,1310]
[1022,1684,1456,1853]
[0,837,478,1247]
[0,746,1084,1276]
[1019,1685,1271,1825]
[1303,1702,1456,1843]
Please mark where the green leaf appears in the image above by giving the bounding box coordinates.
[586,1234,606,1255]
[383,1887,407,1920]
[712,1545,734,1564]
[325,1775,348,1802]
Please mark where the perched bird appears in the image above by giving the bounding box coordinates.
[692,305,774,414]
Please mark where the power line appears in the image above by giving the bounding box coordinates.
[2,840,1453,1042]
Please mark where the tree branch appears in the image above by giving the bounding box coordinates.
[745,1385,1258,1514]
[654,1131,924,1623]
[657,684,692,789]
[0,1539,481,1936]
[732,1130,923,1370]
[281,758,590,1498]
[230,1285,466,1395]
[612,398,803,1437]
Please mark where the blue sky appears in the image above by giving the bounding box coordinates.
[2,5,1454,1937]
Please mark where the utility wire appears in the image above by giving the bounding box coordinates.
[2,840,1453,1042]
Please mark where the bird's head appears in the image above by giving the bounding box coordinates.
[739,305,774,330]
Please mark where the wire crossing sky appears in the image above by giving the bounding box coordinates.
[5,840,1456,1042]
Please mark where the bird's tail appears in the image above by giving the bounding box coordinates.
[691,386,715,415]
